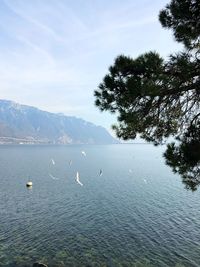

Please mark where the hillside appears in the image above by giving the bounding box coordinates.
[0,100,118,144]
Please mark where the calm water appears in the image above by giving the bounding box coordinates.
[0,144,200,267]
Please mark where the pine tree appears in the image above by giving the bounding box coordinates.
[94,0,200,190]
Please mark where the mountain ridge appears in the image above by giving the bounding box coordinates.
[0,99,118,144]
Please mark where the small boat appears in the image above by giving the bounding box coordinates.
[26,181,33,187]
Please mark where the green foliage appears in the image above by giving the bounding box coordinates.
[95,51,199,145]
[164,122,200,191]
[159,0,200,49]
[94,0,200,190]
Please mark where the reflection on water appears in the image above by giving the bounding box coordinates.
[0,144,200,267]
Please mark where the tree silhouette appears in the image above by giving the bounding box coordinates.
[94,0,200,190]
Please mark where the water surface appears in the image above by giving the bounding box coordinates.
[0,144,200,267]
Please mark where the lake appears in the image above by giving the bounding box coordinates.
[0,144,200,267]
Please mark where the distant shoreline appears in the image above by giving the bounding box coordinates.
[0,142,151,145]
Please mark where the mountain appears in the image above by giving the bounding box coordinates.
[0,100,118,144]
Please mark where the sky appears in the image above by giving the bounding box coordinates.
[0,0,182,133]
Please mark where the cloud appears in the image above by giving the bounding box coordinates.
[0,0,182,130]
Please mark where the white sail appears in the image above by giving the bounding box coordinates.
[76,171,83,186]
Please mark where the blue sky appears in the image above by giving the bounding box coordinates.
[0,0,182,132]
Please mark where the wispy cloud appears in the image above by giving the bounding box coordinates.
[0,0,182,130]
[3,0,63,41]
[16,35,55,64]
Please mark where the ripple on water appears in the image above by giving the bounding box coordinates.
[0,144,200,267]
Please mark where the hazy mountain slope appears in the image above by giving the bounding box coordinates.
[0,100,118,144]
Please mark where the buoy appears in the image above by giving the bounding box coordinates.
[26,181,33,187]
